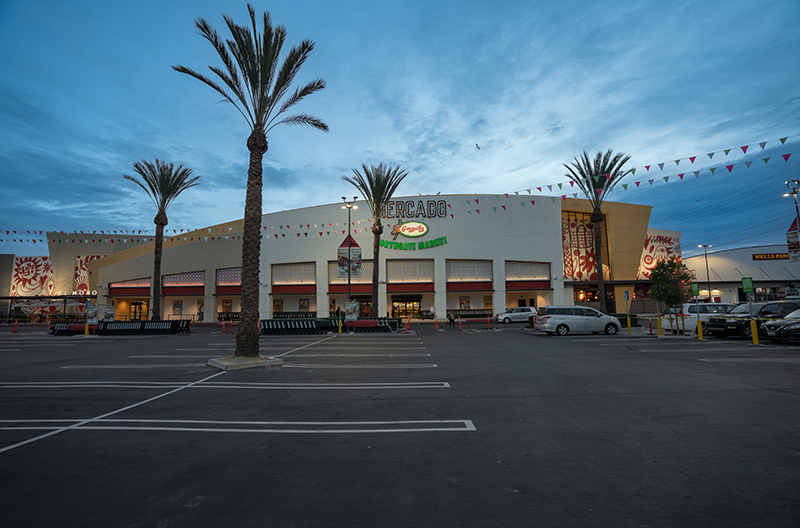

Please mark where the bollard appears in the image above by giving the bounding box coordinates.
[750,320,759,345]
[649,320,652,335]
[435,318,438,330]
[487,316,490,330]
[458,317,462,331]
[657,318,663,336]
[14,320,18,333]
[697,319,703,341]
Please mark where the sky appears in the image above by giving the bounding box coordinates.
[1,0,799,259]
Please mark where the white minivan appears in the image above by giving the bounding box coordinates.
[535,306,622,336]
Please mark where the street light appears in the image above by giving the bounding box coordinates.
[342,197,358,303]
[783,180,800,231]
[698,244,712,302]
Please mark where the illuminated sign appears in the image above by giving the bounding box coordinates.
[752,253,789,260]
[380,236,448,251]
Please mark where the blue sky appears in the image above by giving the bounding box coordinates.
[1,0,798,258]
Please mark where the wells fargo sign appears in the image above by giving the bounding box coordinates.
[752,253,789,260]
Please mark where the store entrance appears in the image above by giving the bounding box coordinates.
[391,294,422,318]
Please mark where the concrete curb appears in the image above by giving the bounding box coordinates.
[207,356,285,371]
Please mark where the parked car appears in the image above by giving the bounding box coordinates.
[706,301,800,339]
[535,306,621,336]
[659,302,736,335]
[760,308,800,343]
[495,306,535,323]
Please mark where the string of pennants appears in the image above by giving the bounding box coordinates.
[2,134,797,244]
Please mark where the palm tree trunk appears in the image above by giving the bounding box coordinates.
[151,222,165,321]
[236,129,268,358]
[371,221,382,317]
[593,213,607,314]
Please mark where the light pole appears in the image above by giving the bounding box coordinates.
[699,244,712,302]
[342,197,358,303]
[783,179,800,232]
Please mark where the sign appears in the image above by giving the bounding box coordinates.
[742,277,754,294]
[395,221,428,238]
[752,253,789,260]
[337,235,362,278]
[345,301,359,321]
[385,200,447,219]
[777,291,787,300]
[624,290,629,301]
[788,218,800,263]
[691,283,699,296]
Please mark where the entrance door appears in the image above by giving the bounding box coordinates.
[391,301,420,318]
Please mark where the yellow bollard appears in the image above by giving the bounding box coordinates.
[657,318,662,336]
[697,319,703,341]
[627,317,632,334]
[750,320,759,345]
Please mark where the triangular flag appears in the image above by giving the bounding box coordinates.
[501,205,506,210]
[550,197,556,203]
[780,137,788,144]
[763,157,771,163]
[663,177,669,183]
[675,160,680,165]
[635,181,640,187]
[630,168,636,175]
[708,153,715,159]
[622,184,628,190]
[531,200,535,206]
[569,181,574,187]
[561,195,567,201]
[745,161,752,168]
[492,207,497,212]
[759,142,767,149]
[784,154,792,162]
[710,168,717,174]
[693,171,700,178]
[658,163,664,170]
[547,185,552,191]
[557,183,562,189]
[678,174,684,180]
[645,165,650,171]
[475,199,480,204]
[724,149,731,155]
[741,146,748,154]
[726,165,734,172]
[648,179,654,186]
[689,156,696,163]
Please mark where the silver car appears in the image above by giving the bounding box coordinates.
[535,306,621,336]
[495,307,536,323]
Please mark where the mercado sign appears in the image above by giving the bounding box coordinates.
[385,200,447,219]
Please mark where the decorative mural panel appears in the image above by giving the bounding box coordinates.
[74,255,106,292]
[562,212,610,281]
[637,232,682,280]
[328,261,372,284]
[446,260,493,282]
[163,271,205,286]
[387,259,434,283]
[11,257,57,314]
[216,267,242,286]
[505,261,550,281]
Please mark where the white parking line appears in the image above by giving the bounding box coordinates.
[0,418,475,434]
[288,353,431,358]
[61,364,207,369]
[0,371,226,454]
[698,357,800,363]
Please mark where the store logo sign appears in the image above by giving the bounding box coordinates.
[396,221,428,238]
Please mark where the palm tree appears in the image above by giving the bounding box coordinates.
[564,150,631,314]
[173,4,328,357]
[342,163,408,317]
[123,159,200,321]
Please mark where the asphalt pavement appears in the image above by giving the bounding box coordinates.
[0,323,798,527]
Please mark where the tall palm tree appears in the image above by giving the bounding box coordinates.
[564,149,631,314]
[342,163,408,317]
[123,159,200,321]
[173,4,328,357]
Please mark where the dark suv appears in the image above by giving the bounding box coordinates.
[707,301,800,339]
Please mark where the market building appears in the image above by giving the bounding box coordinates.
[2,194,683,321]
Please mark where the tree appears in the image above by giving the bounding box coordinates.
[342,163,408,317]
[174,4,328,357]
[649,256,693,333]
[564,150,631,313]
[123,159,200,321]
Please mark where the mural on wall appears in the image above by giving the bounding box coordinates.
[562,214,610,281]
[637,232,682,280]
[11,256,57,314]
[74,255,107,292]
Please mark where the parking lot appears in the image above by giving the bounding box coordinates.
[1,324,798,527]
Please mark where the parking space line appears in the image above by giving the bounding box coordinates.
[273,335,339,358]
[1,418,475,434]
[698,358,800,363]
[0,371,226,455]
[61,364,207,369]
